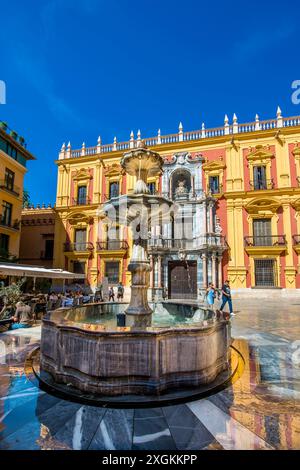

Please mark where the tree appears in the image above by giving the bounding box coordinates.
[23,189,31,208]
[0,278,25,319]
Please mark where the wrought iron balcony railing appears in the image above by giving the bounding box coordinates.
[0,180,20,196]
[244,235,286,247]
[148,234,226,250]
[208,184,223,195]
[96,240,129,250]
[0,219,20,230]
[63,242,94,252]
[292,235,300,245]
[249,179,274,190]
[71,197,90,206]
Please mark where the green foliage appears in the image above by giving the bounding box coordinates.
[0,278,25,319]
[23,189,31,208]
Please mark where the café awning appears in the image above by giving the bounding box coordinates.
[0,263,85,279]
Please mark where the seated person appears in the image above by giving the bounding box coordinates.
[11,301,33,329]
[62,294,74,307]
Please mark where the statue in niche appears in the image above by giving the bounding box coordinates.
[175,179,188,196]
[215,216,222,234]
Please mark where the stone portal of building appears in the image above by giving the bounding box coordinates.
[168,260,197,299]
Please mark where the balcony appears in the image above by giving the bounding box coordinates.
[249,179,274,190]
[244,235,286,255]
[293,235,300,254]
[71,197,91,206]
[208,184,223,195]
[96,240,129,252]
[0,219,20,231]
[0,180,20,196]
[63,242,94,254]
[148,234,227,252]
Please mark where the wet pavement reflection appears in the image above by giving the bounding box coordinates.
[0,298,300,450]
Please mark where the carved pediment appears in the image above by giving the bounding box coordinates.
[202,158,226,171]
[66,212,93,226]
[164,152,203,166]
[73,168,92,181]
[292,197,300,211]
[292,145,300,157]
[103,163,123,177]
[245,197,281,214]
[246,145,274,162]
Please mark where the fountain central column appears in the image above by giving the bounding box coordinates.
[125,221,153,327]
[118,143,168,328]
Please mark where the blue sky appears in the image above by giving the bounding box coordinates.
[1,0,300,204]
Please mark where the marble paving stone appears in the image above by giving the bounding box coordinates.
[133,409,177,450]
[0,417,46,450]
[187,399,274,450]
[36,400,82,434]
[162,404,215,450]
[88,409,134,450]
[0,393,60,441]
[1,299,300,450]
[0,399,81,450]
[53,405,107,450]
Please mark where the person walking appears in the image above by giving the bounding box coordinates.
[108,286,115,302]
[205,282,218,311]
[220,280,234,317]
[117,282,124,301]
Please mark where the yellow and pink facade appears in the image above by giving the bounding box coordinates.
[53,108,300,295]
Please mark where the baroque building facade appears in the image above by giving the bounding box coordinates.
[53,109,300,296]
[0,122,35,261]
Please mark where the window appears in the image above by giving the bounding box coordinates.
[1,201,12,226]
[77,185,87,205]
[253,166,267,190]
[6,143,17,160]
[109,182,119,198]
[105,261,120,284]
[44,239,54,259]
[254,259,276,287]
[209,176,220,194]
[147,182,156,194]
[74,229,87,250]
[253,218,272,246]
[0,234,9,253]
[107,225,120,250]
[73,261,86,284]
[4,168,15,191]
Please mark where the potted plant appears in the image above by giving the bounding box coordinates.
[0,121,8,131]
[19,136,25,146]
[0,278,25,332]
[10,130,18,140]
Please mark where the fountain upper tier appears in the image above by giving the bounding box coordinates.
[121,143,164,194]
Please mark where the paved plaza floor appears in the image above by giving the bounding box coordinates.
[0,298,300,450]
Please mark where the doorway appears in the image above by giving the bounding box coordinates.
[168,260,197,299]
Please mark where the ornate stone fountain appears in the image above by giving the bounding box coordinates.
[102,142,172,327]
[39,144,232,397]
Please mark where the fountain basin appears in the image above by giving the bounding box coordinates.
[40,303,231,396]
